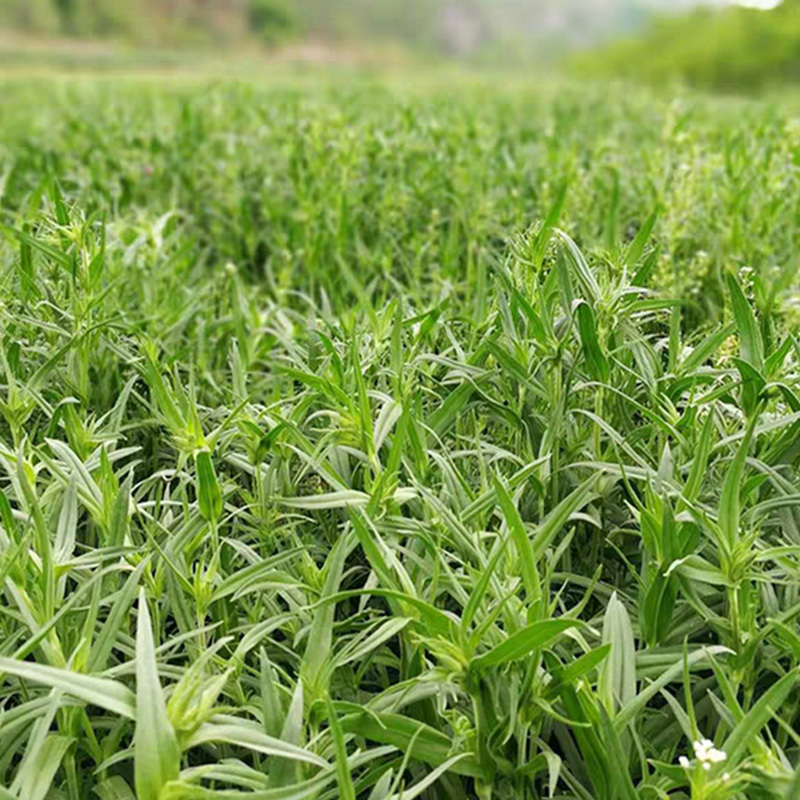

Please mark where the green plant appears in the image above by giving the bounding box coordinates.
[0,74,799,800]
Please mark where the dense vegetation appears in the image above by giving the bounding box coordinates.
[0,0,295,45]
[1,75,800,800]
[0,0,442,50]
[0,0,711,58]
[575,0,800,91]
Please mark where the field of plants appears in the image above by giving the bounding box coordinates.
[2,74,800,800]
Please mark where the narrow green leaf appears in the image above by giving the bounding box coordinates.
[18,734,73,800]
[600,592,637,714]
[624,206,660,269]
[532,478,596,559]
[135,589,181,800]
[555,644,612,688]
[684,411,715,503]
[719,415,758,548]
[94,776,137,800]
[576,301,609,382]
[384,754,470,800]
[493,476,540,609]
[186,722,327,768]
[88,562,146,672]
[471,619,581,671]
[462,536,508,633]
[269,682,306,787]
[722,668,799,765]
[326,696,356,800]
[0,657,135,718]
[340,712,482,778]
[616,646,732,730]
[555,229,601,303]
[679,323,736,374]
[260,648,283,739]
[302,535,349,690]
[599,710,638,800]
[727,272,763,371]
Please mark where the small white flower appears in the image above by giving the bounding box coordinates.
[679,756,690,769]
[723,773,731,781]
[691,738,727,767]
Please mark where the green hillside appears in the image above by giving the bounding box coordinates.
[575,0,800,91]
[0,0,446,51]
[292,0,440,47]
[0,0,721,58]
[0,0,295,45]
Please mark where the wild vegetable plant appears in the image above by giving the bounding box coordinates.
[0,76,799,800]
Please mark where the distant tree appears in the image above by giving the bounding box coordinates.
[248,0,296,43]
[0,0,60,33]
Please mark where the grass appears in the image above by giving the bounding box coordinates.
[0,73,800,800]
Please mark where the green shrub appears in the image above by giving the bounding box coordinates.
[248,0,297,43]
[574,0,800,91]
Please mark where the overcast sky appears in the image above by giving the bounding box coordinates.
[734,0,783,7]
[727,0,783,6]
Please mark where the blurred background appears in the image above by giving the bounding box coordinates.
[0,0,795,91]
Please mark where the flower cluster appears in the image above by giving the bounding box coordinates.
[678,739,729,775]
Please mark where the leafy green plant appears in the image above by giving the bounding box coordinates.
[0,74,799,800]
